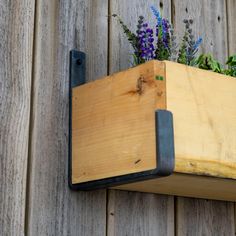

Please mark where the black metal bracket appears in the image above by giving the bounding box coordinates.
[68,50,86,190]
[69,49,175,191]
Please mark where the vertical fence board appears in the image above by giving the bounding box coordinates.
[0,0,35,235]
[227,0,236,55]
[172,0,228,64]
[177,198,235,236]
[107,191,174,236]
[173,1,235,235]
[27,0,108,235]
[108,1,174,235]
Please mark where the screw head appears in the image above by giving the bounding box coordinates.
[76,59,82,65]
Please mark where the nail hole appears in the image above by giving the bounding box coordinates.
[185,8,188,13]
[217,16,221,22]
[159,2,163,8]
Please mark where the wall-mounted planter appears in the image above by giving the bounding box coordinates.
[69,50,236,202]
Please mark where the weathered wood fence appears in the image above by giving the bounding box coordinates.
[0,0,235,235]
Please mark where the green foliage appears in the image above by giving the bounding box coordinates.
[112,14,146,65]
[194,54,236,78]
[195,54,223,73]
[225,55,236,77]
[112,14,140,63]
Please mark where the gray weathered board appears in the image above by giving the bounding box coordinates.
[0,0,35,235]
[0,0,235,235]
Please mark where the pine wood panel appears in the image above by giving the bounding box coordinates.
[26,0,108,235]
[0,0,35,235]
[114,173,236,202]
[108,1,174,235]
[173,0,235,235]
[72,61,166,184]
[72,59,236,201]
[165,61,236,179]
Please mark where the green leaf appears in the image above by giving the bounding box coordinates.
[195,54,223,73]
[226,55,236,66]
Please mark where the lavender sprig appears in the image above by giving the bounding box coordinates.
[114,8,201,67]
[178,19,202,65]
[151,6,174,60]
[137,23,155,61]
[151,6,162,25]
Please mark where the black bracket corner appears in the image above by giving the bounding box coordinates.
[68,50,175,191]
[155,109,175,176]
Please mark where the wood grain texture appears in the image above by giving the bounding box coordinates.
[26,0,108,235]
[172,0,228,64]
[177,197,235,236]
[227,0,236,54]
[72,61,166,184]
[165,61,236,180]
[114,173,236,202]
[0,0,35,235]
[107,190,174,236]
[109,0,171,73]
[108,1,174,235]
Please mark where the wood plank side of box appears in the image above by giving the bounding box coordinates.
[72,60,166,184]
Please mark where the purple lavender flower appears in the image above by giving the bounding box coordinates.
[162,19,170,48]
[137,23,155,61]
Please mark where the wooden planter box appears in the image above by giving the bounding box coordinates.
[69,57,236,202]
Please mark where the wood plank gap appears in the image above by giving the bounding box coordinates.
[24,0,38,235]
[105,190,109,236]
[174,196,178,236]
[225,0,230,58]
[235,204,236,236]
[170,0,175,25]
[107,0,111,75]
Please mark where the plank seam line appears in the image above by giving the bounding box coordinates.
[225,0,230,58]
[170,0,175,25]
[24,0,38,234]
[107,0,111,75]
[174,196,178,236]
[105,190,109,236]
